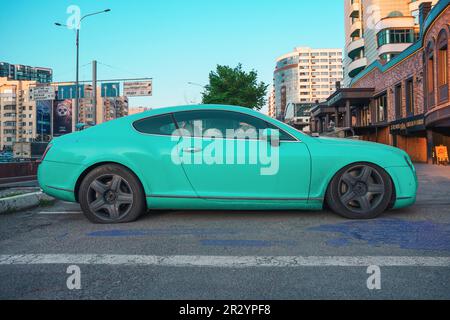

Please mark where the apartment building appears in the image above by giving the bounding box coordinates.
[343,0,438,87]
[267,87,276,118]
[0,78,130,150]
[0,78,37,150]
[128,106,151,115]
[273,47,343,120]
[0,62,52,83]
[313,0,449,163]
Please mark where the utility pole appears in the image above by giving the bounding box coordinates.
[54,8,111,130]
[92,60,97,125]
[75,28,80,126]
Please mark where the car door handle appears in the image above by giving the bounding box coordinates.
[183,147,202,153]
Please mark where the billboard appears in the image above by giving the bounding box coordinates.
[53,99,73,136]
[36,100,52,136]
[123,81,152,97]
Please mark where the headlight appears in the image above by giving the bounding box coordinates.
[404,155,415,171]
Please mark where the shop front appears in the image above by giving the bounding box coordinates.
[390,115,428,163]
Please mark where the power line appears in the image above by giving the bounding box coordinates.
[97,61,143,78]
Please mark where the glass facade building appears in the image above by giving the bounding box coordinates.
[0,62,53,83]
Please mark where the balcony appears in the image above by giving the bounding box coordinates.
[347,38,365,59]
[377,43,413,57]
[375,16,415,31]
[349,1,360,18]
[348,57,367,78]
[350,20,362,38]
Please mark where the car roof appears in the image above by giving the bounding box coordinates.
[131,104,261,119]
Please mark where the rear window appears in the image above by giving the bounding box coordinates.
[133,114,177,136]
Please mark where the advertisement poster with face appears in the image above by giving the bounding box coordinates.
[53,99,73,136]
[36,100,52,136]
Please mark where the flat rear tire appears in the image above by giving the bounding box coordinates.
[79,164,146,224]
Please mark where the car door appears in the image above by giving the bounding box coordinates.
[172,110,311,200]
[132,113,196,198]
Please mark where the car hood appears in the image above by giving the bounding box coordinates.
[315,137,407,156]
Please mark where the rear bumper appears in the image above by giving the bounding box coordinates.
[385,165,418,209]
[37,160,84,202]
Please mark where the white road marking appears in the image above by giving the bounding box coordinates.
[37,211,82,215]
[0,254,449,268]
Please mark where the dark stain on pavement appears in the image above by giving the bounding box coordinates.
[309,219,450,252]
[86,228,239,237]
[199,239,297,247]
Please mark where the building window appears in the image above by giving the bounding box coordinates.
[374,93,387,123]
[377,29,418,48]
[395,84,402,119]
[380,53,398,62]
[437,29,448,102]
[406,78,414,116]
[426,41,435,108]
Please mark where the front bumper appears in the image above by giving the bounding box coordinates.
[38,160,85,202]
[385,165,418,209]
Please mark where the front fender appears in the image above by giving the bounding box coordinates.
[307,142,409,200]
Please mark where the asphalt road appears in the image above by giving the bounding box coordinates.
[0,164,449,300]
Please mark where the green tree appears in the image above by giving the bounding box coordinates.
[202,64,268,110]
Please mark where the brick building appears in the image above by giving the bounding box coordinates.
[312,0,449,163]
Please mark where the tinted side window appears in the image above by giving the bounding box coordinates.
[133,114,176,136]
[173,110,268,139]
[265,122,296,141]
[173,110,296,141]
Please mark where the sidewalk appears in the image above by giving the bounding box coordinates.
[414,163,450,204]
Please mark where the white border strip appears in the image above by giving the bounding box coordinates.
[0,255,449,267]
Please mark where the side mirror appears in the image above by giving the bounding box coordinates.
[76,123,86,131]
[311,132,320,137]
[262,128,280,147]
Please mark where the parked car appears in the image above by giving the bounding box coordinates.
[38,105,417,224]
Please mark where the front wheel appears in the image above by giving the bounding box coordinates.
[79,164,146,224]
[326,163,393,219]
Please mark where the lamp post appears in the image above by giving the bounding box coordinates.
[55,8,111,129]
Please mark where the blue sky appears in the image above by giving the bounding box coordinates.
[0,0,344,112]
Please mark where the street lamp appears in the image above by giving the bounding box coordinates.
[55,8,111,128]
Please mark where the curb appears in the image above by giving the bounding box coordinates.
[0,192,55,214]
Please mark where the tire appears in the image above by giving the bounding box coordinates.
[325,163,393,219]
[79,164,146,224]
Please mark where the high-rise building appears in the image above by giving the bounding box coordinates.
[0,62,53,83]
[0,78,37,150]
[273,47,343,120]
[343,0,438,86]
[128,106,151,115]
[267,87,276,118]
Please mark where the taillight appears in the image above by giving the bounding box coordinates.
[38,144,52,164]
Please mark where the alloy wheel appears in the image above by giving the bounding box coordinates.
[337,165,385,214]
[87,174,134,221]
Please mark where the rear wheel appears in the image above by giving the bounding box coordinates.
[79,164,146,224]
[326,163,392,219]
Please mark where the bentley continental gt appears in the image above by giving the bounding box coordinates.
[38,105,417,224]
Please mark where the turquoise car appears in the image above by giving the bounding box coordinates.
[38,104,417,224]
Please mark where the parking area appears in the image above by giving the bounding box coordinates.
[0,164,449,299]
